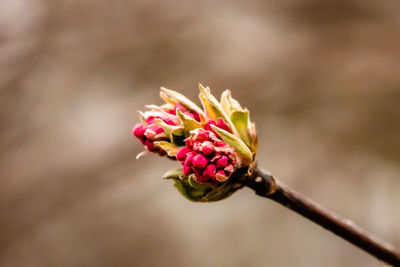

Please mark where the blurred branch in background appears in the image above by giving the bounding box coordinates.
[0,0,399,266]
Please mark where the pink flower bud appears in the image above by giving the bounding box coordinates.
[215,140,226,147]
[204,120,216,131]
[183,165,193,175]
[174,103,186,113]
[191,112,200,122]
[216,155,229,168]
[201,141,215,155]
[184,152,194,167]
[203,164,216,178]
[145,116,155,124]
[176,147,191,161]
[133,124,146,139]
[185,138,192,147]
[192,154,208,169]
[185,112,195,120]
[144,140,155,151]
[144,124,163,139]
[163,118,176,125]
[216,119,232,133]
[196,131,209,142]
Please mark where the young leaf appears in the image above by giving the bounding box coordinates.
[170,177,206,202]
[220,90,242,115]
[198,84,239,137]
[160,87,204,116]
[230,109,252,147]
[198,84,229,121]
[210,125,252,166]
[154,141,181,157]
[154,118,182,138]
[176,108,202,134]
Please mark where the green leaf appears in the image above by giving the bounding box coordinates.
[154,118,174,137]
[154,119,184,146]
[199,84,229,120]
[188,175,212,191]
[203,182,234,202]
[230,109,252,147]
[176,108,202,135]
[153,141,181,157]
[171,178,206,202]
[220,90,242,115]
[160,87,204,116]
[210,125,252,166]
[198,84,239,137]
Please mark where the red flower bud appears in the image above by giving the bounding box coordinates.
[216,155,229,168]
[215,140,226,147]
[203,164,216,178]
[144,140,155,151]
[163,118,176,125]
[193,154,208,169]
[184,152,194,167]
[183,165,193,175]
[133,123,146,139]
[176,147,191,161]
[216,119,232,133]
[174,103,186,113]
[196,131,209,142]
[204,120,216,131]
[201,141,215,155]
[191,111,200,122]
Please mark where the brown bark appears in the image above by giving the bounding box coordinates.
[245,168,400,266]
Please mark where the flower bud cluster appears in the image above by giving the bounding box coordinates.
[132,84,257,201]
[176,129,237,183]
[133,103,200,154]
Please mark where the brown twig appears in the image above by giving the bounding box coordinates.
[245,168,400,266]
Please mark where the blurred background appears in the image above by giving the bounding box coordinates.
[1,0,399,266]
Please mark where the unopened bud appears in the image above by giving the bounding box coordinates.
[193,154,208,169]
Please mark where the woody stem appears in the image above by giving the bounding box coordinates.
[244,168,400,266]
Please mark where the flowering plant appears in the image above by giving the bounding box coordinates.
[131,83,400,265]
[133,84,257,201]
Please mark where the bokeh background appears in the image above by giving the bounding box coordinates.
[1,0,400,266]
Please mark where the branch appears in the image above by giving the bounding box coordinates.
[245,168,400,266]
